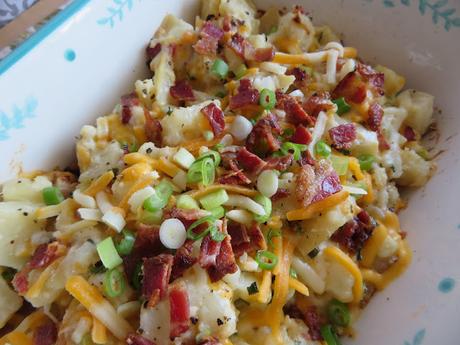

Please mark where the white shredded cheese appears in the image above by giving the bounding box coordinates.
[223,195,265,216]
[73,189,96,209]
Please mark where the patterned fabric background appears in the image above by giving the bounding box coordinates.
[0,0,37,28]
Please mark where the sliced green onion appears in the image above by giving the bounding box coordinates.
[210,225,226,242]
[213,143,224,151]
[203,130,214,141]
[208,206,225,219]
[143,180,173,212]
[187,157,215,186]
[253,194,272,223]
[308,248,319,259]
[211,58,229,79]
[358,154,376,171]
[197,149,221,166]
[199,189,229,210]
[333,97,351,115]
[89,261,107,274]
[255,250,278,270]
[132,262,143,291]
[282,128,294,138]
[173,148,195,169]
[103,268,126,298]
[247,281,259,295]
[187,215,215,241]
[42,186,64,205]
[115,230,135,256]
[259,88,276,110]
[97,237,123,270]
[281,142,308,160]
[267,229,281,248]
[327,299,350,327]
[320,324,341,345]
[330,155,349,176]
[140,209,163,224]
[1,267,16,282]
[289,267,298,279]
[80,334,95,345]
[176,195,200,210]
[235,64,248,79]
[315,140,332,158]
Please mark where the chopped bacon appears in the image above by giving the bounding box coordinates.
[357,63,385,95]
[194,38,218,56]
[287,67,308,87]
[282,95,315,126]
[169,283,190,339]
[126,333,157,345]
[227,222,266,257]
[164,207,209,228]
[201,21,224,40]
[245,113,282,157]
[299,150,315,166]
[218,167,251,185]
[332,72,367,104]
[311,173,342,203]
[194,21,224,55]
[227,33,245,58]
[223,15,232,32]
[304,306,324,341]
[199,235,222,269]
[252,47,275,62]
[144,113,162,147]
[271,188,290,201]
[236,147,267,174]
[283,303,304,320]
[201,103,225,136]
[367,103,384,131]
[328,123,356,149]
[142,254,173,306]
[227,33,274,62]
[403,126,416,141]
[146,43,161,62]
[12,271,28,294]
[377,131,390,151]
[291,125,312,145]
[29,242,61,270]
[33,322,57,345]
[264,154,294,171]
[198,337,222,345]
[171,240,197,281]
[170,80,195,101]
[229,79,260,110]
[331,210,376,254]
[121,93,140,124]
[302,92,333,118]
[207,230,238,282]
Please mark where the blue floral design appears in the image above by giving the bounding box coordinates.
[376,0,460,31]
[97,0,141,28]
[404,329,426,345]
[0,97,38,141]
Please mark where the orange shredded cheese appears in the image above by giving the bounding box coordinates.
[181,137,222,154]
[2,332,33,345]
[360,223,388,268]
[288,277,310,296]
[348,157,364,180]
[118,174,155,210]
[84,171,115,196]
[190,184,257,199]
[92,316,108,344]
[26,258,63,299]
[256,270,272,304]
[121,162,152,181]
[76,143,91,171]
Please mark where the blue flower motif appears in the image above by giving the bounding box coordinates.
[97,0,141,28]
[404,329,426,345]
[0,97,38,141]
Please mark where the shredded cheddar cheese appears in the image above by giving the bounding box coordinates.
[190,184,258,199]
[118,174,156,210]
[256,270,272,304]
[288,277,310,296]
[92,316,108,344]
[84,171,115,197]
[360,223,388,268]
[26,258,63,299]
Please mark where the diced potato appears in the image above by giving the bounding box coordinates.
[151,49,176,110]
[2,176,51,204]
[134,79,155,108]
[152,14,194,44]
[270,10,315,53]
[350,124,379,157]
[382,106,408,132]
[377,234,399,258]
[160,100,218,146]
[397,89,434,134]
[325,260,354,303]
[250,74,295,93]
[0,277,22,328]
[78,141,124,182]
[397,149,434,187]
[0,202,44,269]
[219,0,259,35]
[375,65,405,96]
[140,298,170,342]
[200,0,221,19]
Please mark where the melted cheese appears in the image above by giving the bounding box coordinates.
[92,316,108,344]
[360,224,388,268]
[257,270,272,304]
[121,163,152,182]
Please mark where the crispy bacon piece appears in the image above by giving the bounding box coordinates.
[146,43,161,63]
[33,322,57,345]
[223,15,232,32]
[207,231,238,282]
[282,95,315,126]
[271,188,291,201]
[126,333,157,345]
[142,254,173,306]
[218,160,251,185]
[403,126,416,141]
[169,283,190,339]
[201,102,225,136]
[332,72,367,104]
[144,113,162,147]
[164,207,209,229]
[199,235,222,269]
[227,33,274,61]
[252,47,275,62]
[367,103,384,131]
[311,173,342,203]
[194,21,224,55]
[171,240,197,281]
[12,272,28,294]
[227,222,266,257]
[304,306,324,341]
[264,154,294,171]
[121,93,140,124]
[299,150,315,166]
[227,33,245,58]
[328,123,356,149]
[377,131,390,151]
[245,113,282,157]
[286,67,308,88]
[201,21,224,40]
[236,147,267,174]
[194,38,218,56]
[170,80,195,101]
[357,63,385,96]
[291,125,312,145]
[302,92,333,118]
[331,210,375,253]
[229,79,260,110]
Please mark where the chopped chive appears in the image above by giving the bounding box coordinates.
[255,250,278,270]
[332,97,351,115]
[308,248,320,259]
[327,299,350,327]
[211,58,229,79]
[289,267,298,279]
[103,268,126,298]
[259,88,276,110]
[115,230,135,256]
[234,64,247,79]
[358,154,376,171]
[96,237,123,270]
[247,281,259,295]
[253,194,272,223]
[42,186,64,205]
[315,140,331,158]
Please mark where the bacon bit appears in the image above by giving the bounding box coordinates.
[331,210,375,254]
[121,93,140,124]
[299,150,316,166]
[33,322,57,345]
[282,95,315,127]
[227,33,245,58]
[194,37,218,56]
[367,103,384,131]
[403,126,416,141]
[142,254,173,306]
[271,188,291,202]
[198,337,222,345]
[126,333,157,345]
[311,173,342,203]
[328,123,356,149]
[169,283,190,339]
[283,303,304,320]
[12,271,28,294]
[377,131,390,151]
[146,43,161,62]
[164,207,209,228]
[332,72,367,104]
[171,240,197,281]
[245,113,282,157]
[170,80,195,101]
[357,63,385,96]
[207,228,238,282]
[223,15,232,32]
[264,154,294,171]
[302,92,333,118]
[199,235,222,269]
[227,222,266,257]
[236,147,267,174]
[253,47,275,62]
[218,162,251,185]
[194,21,224,56]
[29,242,62,270]
[286,67,308,88]
[144,113,162,147]
[304,306,324,341]
[291,125,312,145]
[229,79,260,110]
[201,103,225,136]
[201,21,224,40]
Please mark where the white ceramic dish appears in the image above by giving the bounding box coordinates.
[1,0,459,344]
